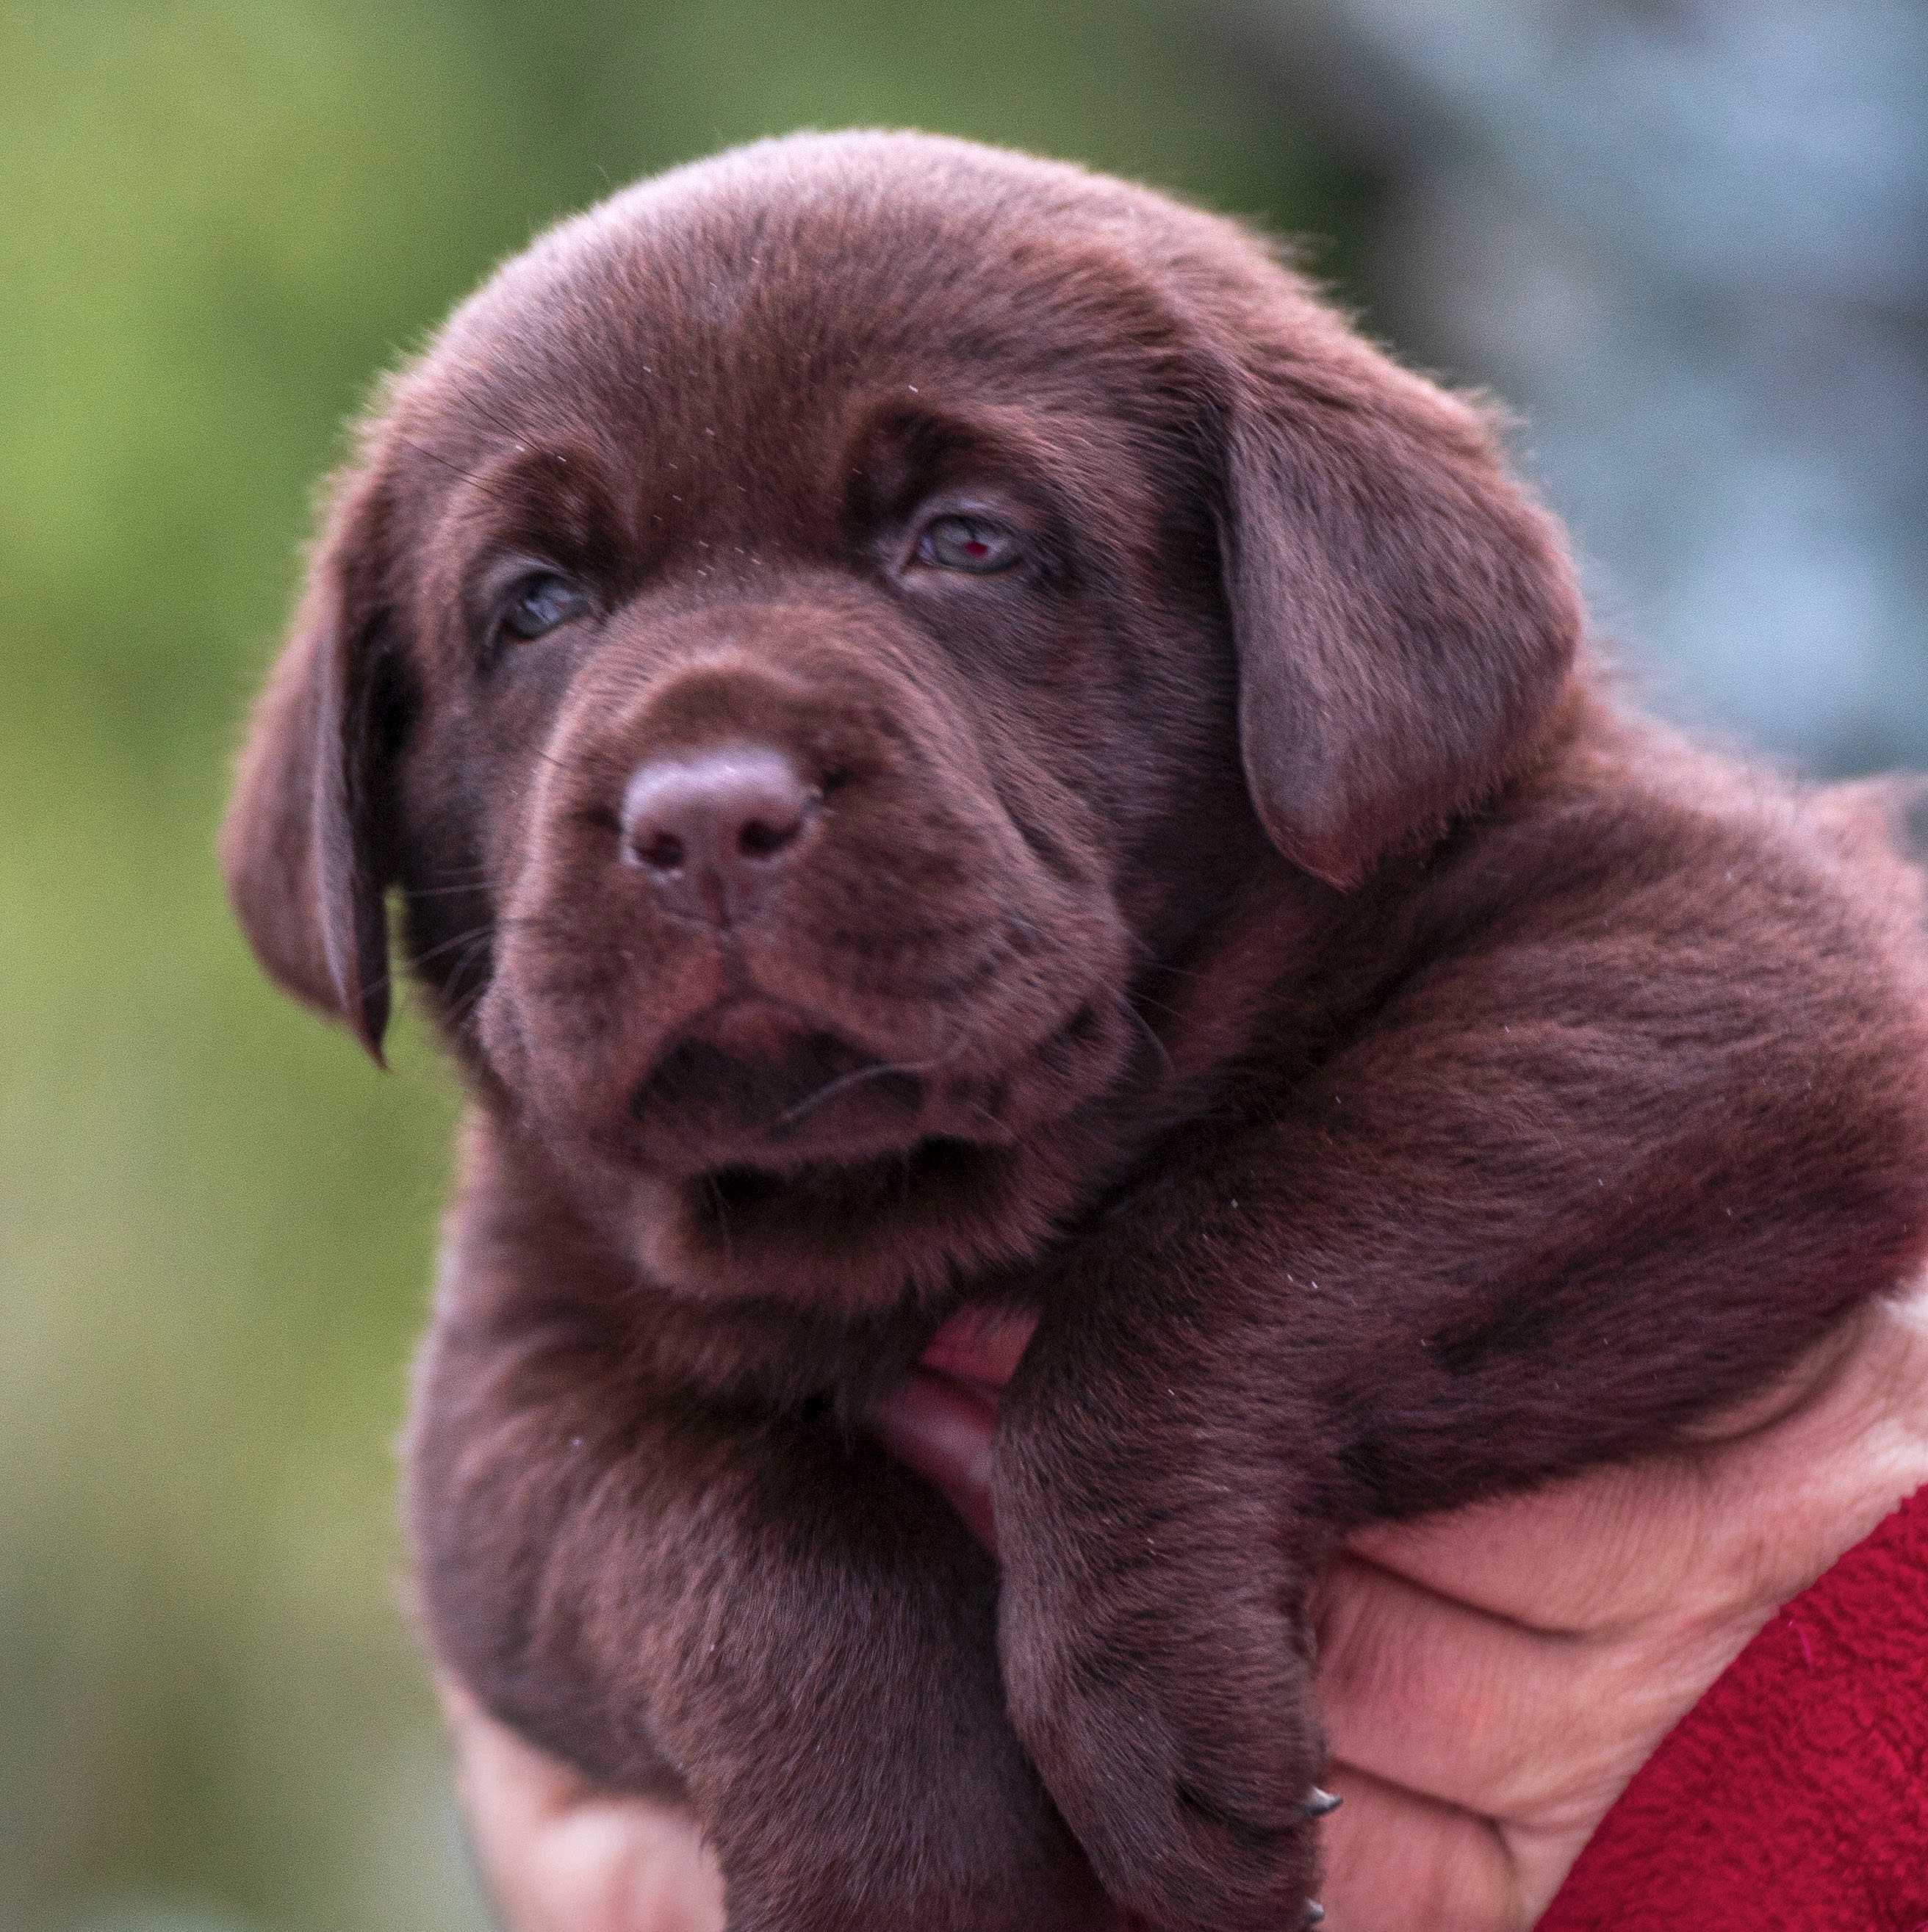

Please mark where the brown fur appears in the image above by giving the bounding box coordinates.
[223,133,1928,1931]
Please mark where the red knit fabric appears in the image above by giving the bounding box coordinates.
[1539,1483,1928,1930]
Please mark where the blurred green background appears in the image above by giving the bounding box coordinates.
[9,1,1924,1928]
[0,6,1364,1928]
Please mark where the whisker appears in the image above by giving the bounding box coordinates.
[402,878,497,901]
[409,921,498,966]
[442,965,497,1036]
[771,1053,945,1135]
[1121,995,1175,1086]
[387,435,531,517]
[358,911,552,1002]
[704,1173,737,1266]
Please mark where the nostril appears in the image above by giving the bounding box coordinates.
[738,814,800,861]
[636,829,687,874]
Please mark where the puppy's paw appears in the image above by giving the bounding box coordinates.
[1000,1590,1328,1932]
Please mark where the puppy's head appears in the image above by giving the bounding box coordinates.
[224,132,1580,1311]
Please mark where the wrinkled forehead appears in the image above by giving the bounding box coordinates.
[392,153,1206,536]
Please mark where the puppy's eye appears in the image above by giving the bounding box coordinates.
[500,572,589,642]
[916,513,1021,574]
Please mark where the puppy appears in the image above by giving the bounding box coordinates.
[223,132,1928,1931]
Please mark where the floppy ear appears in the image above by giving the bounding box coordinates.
[221,456,404,1061]
[1217,350,1582,888]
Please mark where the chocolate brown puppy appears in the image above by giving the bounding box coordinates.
[223,132,1928,1931]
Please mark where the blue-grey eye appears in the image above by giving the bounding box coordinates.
[501,572,589,641]
[917,513,1021,574]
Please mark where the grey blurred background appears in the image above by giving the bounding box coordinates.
[1253,0,1928,772]
[3,3,1922,1929]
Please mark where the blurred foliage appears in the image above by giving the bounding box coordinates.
[0,4,1369,1928]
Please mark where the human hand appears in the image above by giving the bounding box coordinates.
[441,1676,723,1932]
[447,1283,1928,1931]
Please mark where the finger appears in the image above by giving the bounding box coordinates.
[1342,1457,1722,1636]
[444,1684,724,1931]
[1316,1767,1530,1932]
[1348,1286,1928,1633]
[473,1794,724,1932]
[444,1679,595,1820]
[1308,1553,1752,1825]
[871,1367,1002,1549]
[1675,1284,1928,1604]
[918,1307,1038,1391]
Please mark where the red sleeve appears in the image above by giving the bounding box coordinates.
[1539,1483,1928,1930]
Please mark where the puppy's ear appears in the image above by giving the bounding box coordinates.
[221,455,404,1061]
[1217,347,1582,887]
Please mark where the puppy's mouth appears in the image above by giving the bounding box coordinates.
[622,995,1115,1181]
[632,1023,925,1152]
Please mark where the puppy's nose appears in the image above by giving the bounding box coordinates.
[619,744,816,927]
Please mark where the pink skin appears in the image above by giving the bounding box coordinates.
[447,1288,1928,1931]
[871,1308,1031,1551]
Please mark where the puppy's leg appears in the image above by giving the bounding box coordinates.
[997,1317,1331,1932]
[996,910,1928,1932]
[408,1286,1104,1932]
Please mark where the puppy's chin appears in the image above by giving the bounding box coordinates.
[625,1103,1129,1319]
